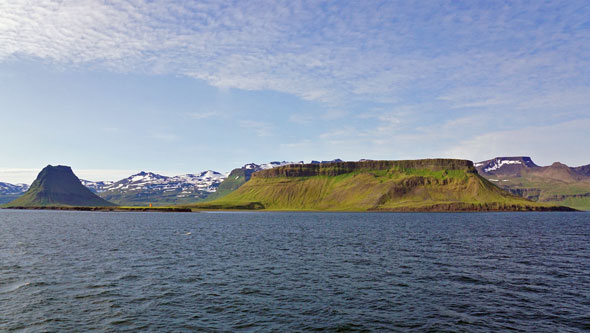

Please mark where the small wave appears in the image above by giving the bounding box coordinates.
[0,281,30,293]
[450,275,485,285]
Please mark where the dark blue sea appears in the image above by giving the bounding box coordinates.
[1,210,589,332]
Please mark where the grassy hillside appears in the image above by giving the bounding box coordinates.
[190,159,569,211]
[5,165,115,207]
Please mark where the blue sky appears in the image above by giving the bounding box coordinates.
[1,0,589,183]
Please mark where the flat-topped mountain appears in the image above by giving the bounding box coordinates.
[475,157,590,210]
[194,159,570,211]
[5,165,114,207]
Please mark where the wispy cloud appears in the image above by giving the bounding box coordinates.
[1,1,589,166]
[186,111,218,120]
[1,1,587,110]
[0,167,140,183]
[239,120,273,137]
[152,133,179,142]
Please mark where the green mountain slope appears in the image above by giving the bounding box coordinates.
[5,165,115,207]
[192,159,571,211]
[201,168,256,202]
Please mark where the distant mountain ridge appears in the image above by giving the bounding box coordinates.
[80,161,304,206]
[5,165,114,207]
[0,182,30,194]
[81,170,227,206]
[0,182,30,204]
[475,156,590,210]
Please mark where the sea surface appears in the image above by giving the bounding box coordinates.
[1,210,589,332]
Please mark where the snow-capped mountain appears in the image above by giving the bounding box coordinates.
[311,159,344,164]
[80,180,115,192]
[83,170,228,194]
[474,157,539,176]
[0,182,29,195]
[79,170,227,205]
[243,161,303,170]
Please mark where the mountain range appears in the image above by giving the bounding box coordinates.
[81,170,227,206]
[0,161,302,206]
[2,157,589,210]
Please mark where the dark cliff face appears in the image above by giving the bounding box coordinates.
[573,164,590,177]
[253,159,476,178]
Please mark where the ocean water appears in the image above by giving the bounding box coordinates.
[1,210,589,332]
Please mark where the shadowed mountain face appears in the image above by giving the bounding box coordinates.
[6,165,115,207]
[194,159,570,212]
[475,157,590,211]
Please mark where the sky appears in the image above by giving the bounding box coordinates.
[1,0,589,183]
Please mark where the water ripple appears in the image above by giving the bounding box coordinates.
[0,210,589,331]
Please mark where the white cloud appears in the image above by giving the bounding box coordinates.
[239,120,273,137]
[0,167,139,184]
[0,0,587,111]
[186,111,218,120]
[1,1,589,167]
[288,114,313,125]
[152,133,179,142]
[0,168,40,184]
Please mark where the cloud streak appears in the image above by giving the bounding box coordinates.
[1,1,589,167]
[1,1,587,108]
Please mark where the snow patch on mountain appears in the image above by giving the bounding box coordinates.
[82,170,227,195]
[0,182,29,195]
[483,159,522,172]
[80,180,114,192]
[79,160,342,203]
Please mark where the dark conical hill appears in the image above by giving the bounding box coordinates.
[6,165,115,207]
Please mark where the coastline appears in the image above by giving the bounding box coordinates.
[3,206,192,213]
[2,205,577,213]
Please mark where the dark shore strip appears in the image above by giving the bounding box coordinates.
[3,206,192,212]
[368,203,578,212]
[2,204,577,213]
